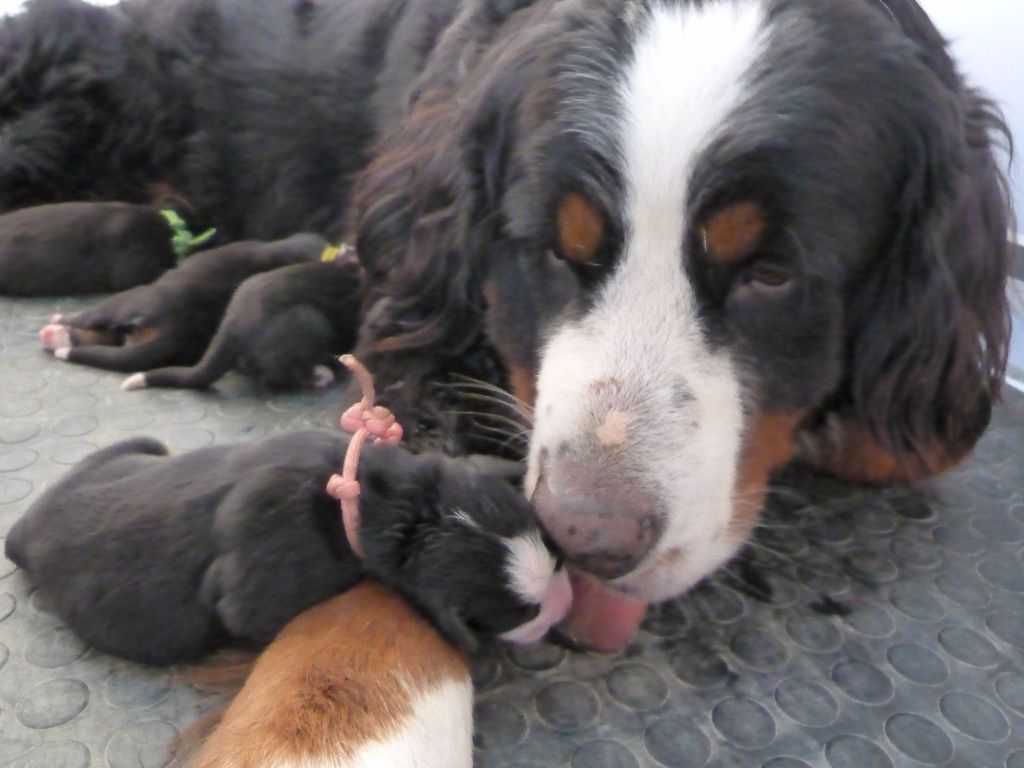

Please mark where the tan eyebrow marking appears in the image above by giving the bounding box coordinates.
[701,201,766,263]
[557,193,605,264]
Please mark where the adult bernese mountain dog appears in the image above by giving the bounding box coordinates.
[0,0,1013,649]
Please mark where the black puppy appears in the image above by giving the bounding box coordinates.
[0,202,181,296]
[5,430,569,665]
[38,233,329,373]
[121,258,363,392]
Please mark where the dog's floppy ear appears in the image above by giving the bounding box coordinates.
[432,605,479,654]
[350,6,530,418]
[846,16,1013,475]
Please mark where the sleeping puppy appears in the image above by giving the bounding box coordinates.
[37,233,328,373]
[184,583,476,768]
[0,202,180,296]
[121,258,363,392]
[5,430,569,665]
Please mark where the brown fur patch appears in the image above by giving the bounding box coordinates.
[729,412,804,539]
[557,193,604,264]
[68,326,158,349]
[188,583,469,768]
[125,326,160,346]
[702,202,766,263]
[148,182,195,217]
[176,650,259,694]
[483,280,538,408]
[506,363,538,408]
[68,327,114,347]
[805,420,964,485]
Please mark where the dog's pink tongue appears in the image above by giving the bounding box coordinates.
[563,571,647,653]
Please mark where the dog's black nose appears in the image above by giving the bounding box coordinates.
[531,463,664,581]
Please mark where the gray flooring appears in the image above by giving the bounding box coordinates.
[0,296,1022,767]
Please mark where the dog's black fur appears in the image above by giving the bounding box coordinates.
[0,0,463,240]
[124,258,363,392]
[1,0,1015,613]
[42,233,329,373]
[5,430,554,664]
[0,202,179,296]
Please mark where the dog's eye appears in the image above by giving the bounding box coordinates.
[741,263,793,292]
[555,193,605,267]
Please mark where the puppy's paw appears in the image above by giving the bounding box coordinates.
[50,313,64,324]
[121,373,148,391]
[53,347,72,361]
[39,323,71,351]
[312,365,335,389]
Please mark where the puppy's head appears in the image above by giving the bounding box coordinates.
[358,450,570,650]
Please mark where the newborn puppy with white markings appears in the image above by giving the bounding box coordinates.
[5,430,568,665]
[122,257,362,392]
[38,233,328,373]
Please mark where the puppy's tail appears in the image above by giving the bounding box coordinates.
[124,333,240,392]
[78,436,170,465]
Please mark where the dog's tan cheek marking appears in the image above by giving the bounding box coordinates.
[190,583,468,765]
[557,193,604,264]
[809,420,961,485]
[702,201,765,264]
[483,281,538,408]
[729,411,804,540]
[506,365,538,409]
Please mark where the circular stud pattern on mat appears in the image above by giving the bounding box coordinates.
[105,720,178,768]
[825,735,893,768]
[571,740,639,768]
[474,701,528,749]
[884,714,954,765]
[103,668,172,710]
[15,679,89,729]
[774,677,839,727]
[939,692,1010,742]
[643,716,711,767]
[606,663,669,711]
[831,661,895,705]
[7,740,90,768]
[885,643,949,686]
[711,697,777,750]
[535,681,600,732]
[937,626,1000,668]
[24,626,88,668]
[669,641,730,689]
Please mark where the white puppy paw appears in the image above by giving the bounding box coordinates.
[312,365,336,389]
[39,324,71,351]
[121,373,148,391]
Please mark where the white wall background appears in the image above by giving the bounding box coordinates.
[918,0,1024,239]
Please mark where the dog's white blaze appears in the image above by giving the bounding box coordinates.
[528,0,768,602]
[250,677,473,768]
[503,531,556,605]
